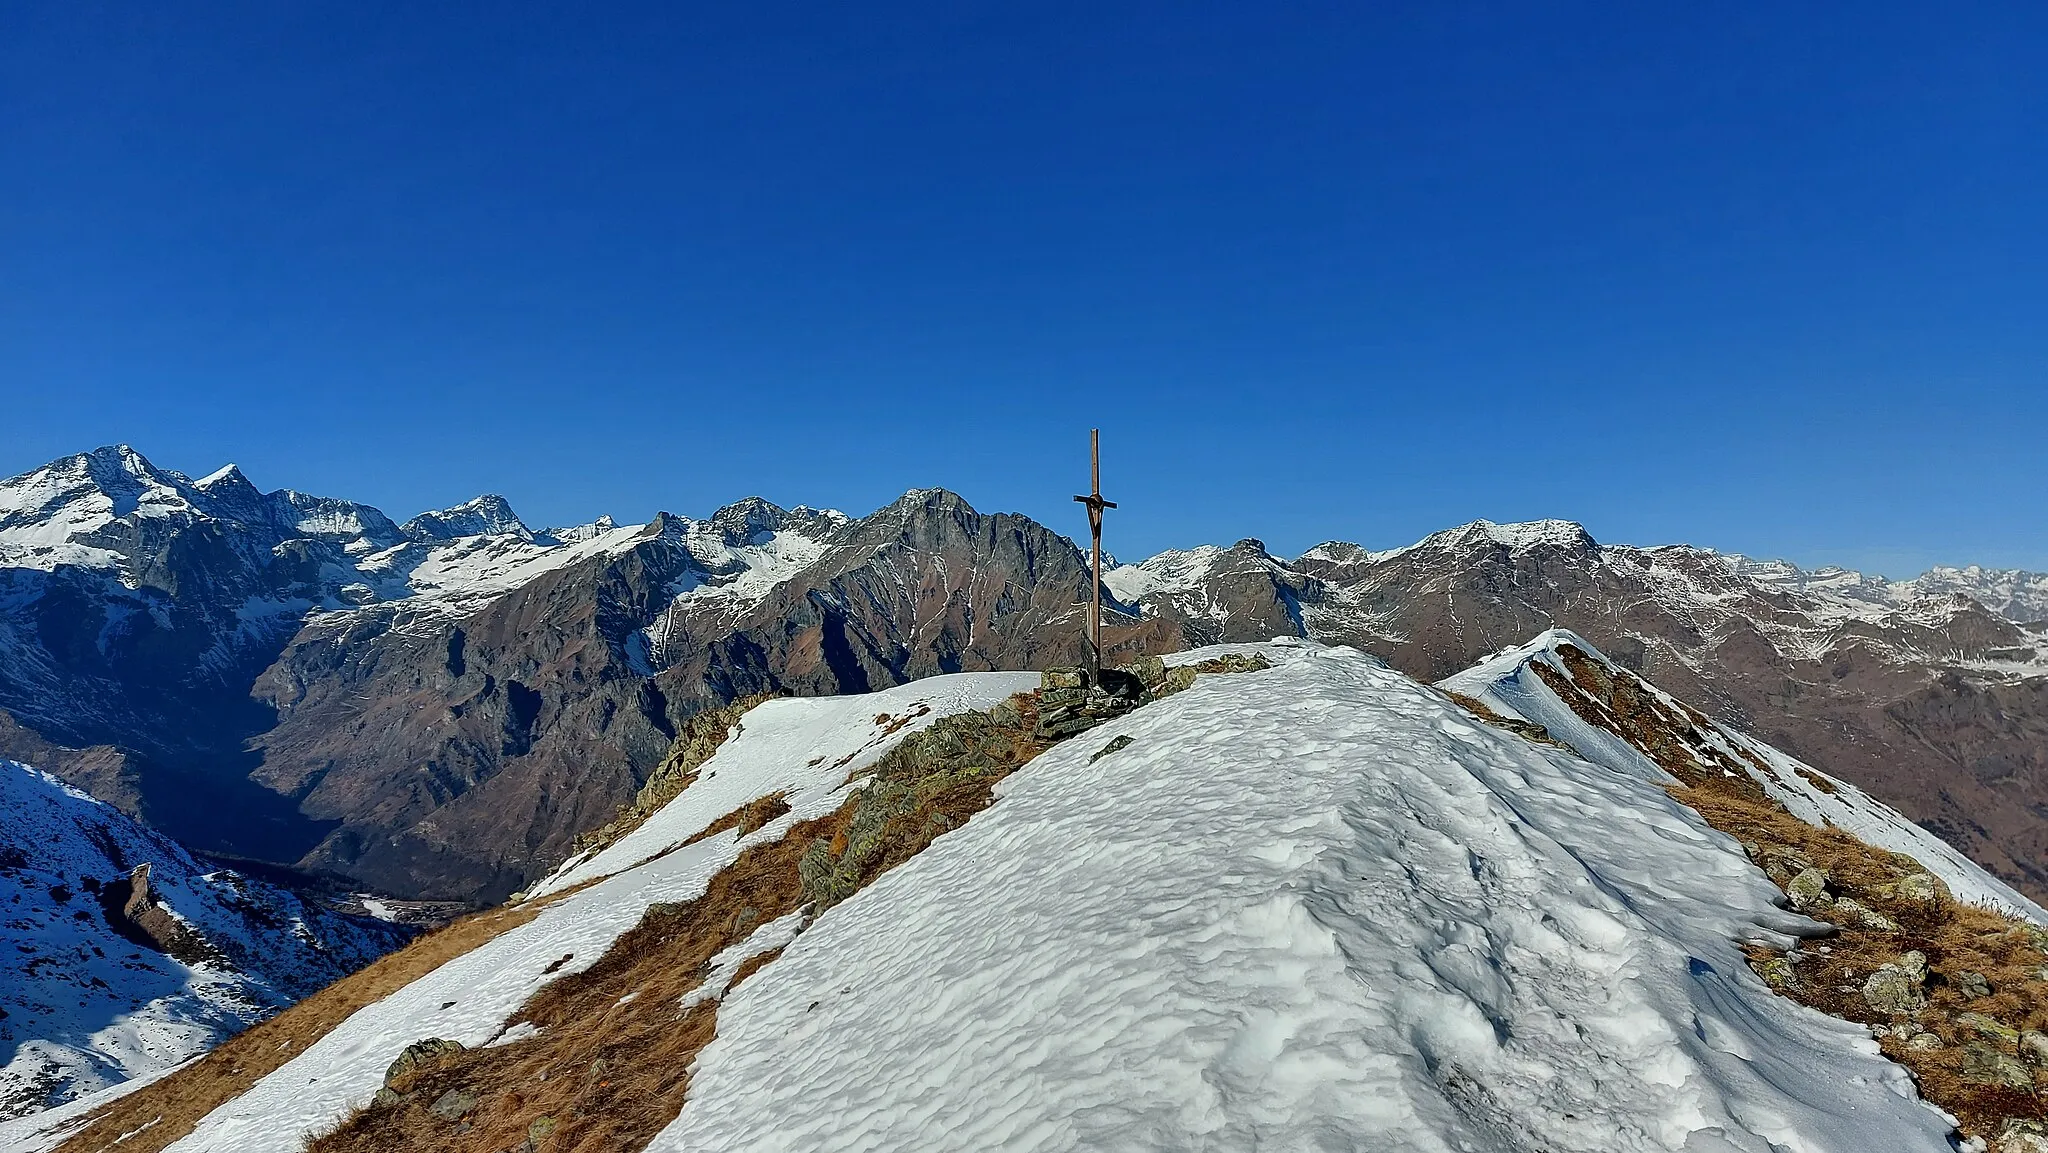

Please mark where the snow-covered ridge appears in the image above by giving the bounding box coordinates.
[666,643,1947,1151]
[1440,628,2048,923]
[38,642,1988,1152]
[0,761,404,1120]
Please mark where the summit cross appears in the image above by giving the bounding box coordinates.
[1072,428,1117,678]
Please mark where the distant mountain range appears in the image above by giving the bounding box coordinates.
[1,445,2043,905]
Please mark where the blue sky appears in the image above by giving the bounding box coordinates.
[3,3,2043,573]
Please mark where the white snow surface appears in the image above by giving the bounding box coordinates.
[1441,629,2048,925]
[0,763,402,1123]
[126,673,1033,1153]
[663,643,1949,1153]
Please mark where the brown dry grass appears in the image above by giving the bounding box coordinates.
[679,791,791,849]
[303,802,854,1153]
[50,888,590,1153]
[1500,644,2048,1144]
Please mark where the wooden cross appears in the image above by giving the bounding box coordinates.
[1073,428,1117,678]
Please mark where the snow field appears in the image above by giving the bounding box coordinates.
[663,643,1948,1152]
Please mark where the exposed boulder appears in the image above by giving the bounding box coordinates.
[1860,952,1927,1016]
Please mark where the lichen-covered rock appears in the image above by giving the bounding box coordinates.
[1828,897,1900,932]
[1755,845,1814,887]
[1963,1043,2035,1089]
[385,1037,466,1088]
[1785,867,1830,910]
[428,1088,477,1121]
[1877,871,1946,906]
[1907,1032,1944,1051]
[1955,969,1993,1000]
[1861,956,1927,1016]
[1959,1011,2021,1047]
[1756,955,1799,990]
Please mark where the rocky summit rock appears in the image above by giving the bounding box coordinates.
[1959,1011,2022,1047]
[1963,1043,2035,1089]
[1956,969,1994,1000]
[428,1088,478,1121]
[385,1037,466,1088]
[1861,957,1927,1016]
[2023,1030,2048,1063]
[1119,655,1167,691]
[1785,867,1830,910]
[1040,668,1088,692]
[1829,897,1900,933]
[2002,1119,2048,1153]
[1089,735,1135,764]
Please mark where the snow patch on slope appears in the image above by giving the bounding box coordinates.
[1441,628,2048,924]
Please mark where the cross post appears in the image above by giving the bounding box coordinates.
[1073,429,1117,679]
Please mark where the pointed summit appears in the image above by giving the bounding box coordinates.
[708,497,789,546]
[400,495,533,543]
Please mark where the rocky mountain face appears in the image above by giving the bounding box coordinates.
[2,446,2044,906]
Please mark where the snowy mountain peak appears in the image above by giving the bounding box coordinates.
[400,495,533,543]
[891,486,975,515]
[193,462,247,489]
[539,513,618,545]
[1434,517,1600,554]
[707,496,789,546]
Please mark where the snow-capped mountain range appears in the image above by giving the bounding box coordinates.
[1,446,2045,912]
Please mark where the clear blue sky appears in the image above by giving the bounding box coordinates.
[3,3,2043,574]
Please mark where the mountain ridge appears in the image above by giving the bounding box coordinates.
[0,445,2044,906]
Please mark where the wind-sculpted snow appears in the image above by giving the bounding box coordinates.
[131,673,1034,1153]
[665,644,1949,1152]
[1441,629,2048,925]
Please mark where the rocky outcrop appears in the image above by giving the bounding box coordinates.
[97,862,217,966]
